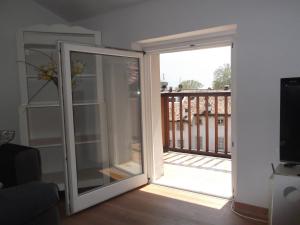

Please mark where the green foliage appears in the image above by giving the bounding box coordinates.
[212,64,231,90]
[179,80,203,90]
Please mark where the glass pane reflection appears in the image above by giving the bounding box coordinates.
[69,52,143,194]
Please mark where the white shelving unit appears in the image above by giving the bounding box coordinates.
[17,24,101,190]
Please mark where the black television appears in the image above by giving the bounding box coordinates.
[280,77,300,164]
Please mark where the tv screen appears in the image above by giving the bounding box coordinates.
[280,77,300,163]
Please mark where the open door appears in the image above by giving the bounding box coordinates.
[58,42,147,214]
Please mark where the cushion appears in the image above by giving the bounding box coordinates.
[0,182,59,225]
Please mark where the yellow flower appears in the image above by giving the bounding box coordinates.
[71,61,84,75]
[47,70,54,76]
[39,74,52,81]
[37,62,58,81]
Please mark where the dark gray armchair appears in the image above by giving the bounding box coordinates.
[0,143,61,225]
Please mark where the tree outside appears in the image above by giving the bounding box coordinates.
[179,80,203,90]
[212,64,231,90]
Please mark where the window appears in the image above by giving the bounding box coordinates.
[218,117,224,126]
[194,118,203,125]
[176,121,184,130]
[176,122,181,130]
[175,97,181,102]
[218,137,224,149]
[177,140,183,147]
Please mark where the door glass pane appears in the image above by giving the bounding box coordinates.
[69,51,143,195]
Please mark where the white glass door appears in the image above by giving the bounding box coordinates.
[59,42,147,214]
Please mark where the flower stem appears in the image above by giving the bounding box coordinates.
[17,60,42,72]
[26,48,55,64]
[28,80,51,104]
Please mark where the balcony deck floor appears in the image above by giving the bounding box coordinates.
[154,151,232,199]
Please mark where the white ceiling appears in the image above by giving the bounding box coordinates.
[34,0,151,22]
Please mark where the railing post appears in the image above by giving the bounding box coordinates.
[161,94,170,152]
[205,95,209,152]
[224,95,229,155]
[188,96,192,151]
[161,94,166,152]
[180,96,183,149]
[196,96,200,151]
[171,96,175,149]
[214,96,218,153]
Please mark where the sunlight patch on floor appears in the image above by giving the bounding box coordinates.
[140,184,229,210]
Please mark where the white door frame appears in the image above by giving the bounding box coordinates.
[132,24,238,197]
[58,42,148,214]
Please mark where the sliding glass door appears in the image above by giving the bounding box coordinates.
[59,43,147,214]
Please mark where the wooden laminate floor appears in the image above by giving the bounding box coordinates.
[62,184,266,225]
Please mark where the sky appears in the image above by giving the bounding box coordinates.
[160,46,231,89]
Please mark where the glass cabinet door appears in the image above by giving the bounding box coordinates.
[59,43,147,214]
[23,46,65,189]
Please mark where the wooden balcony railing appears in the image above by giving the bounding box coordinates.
[161,90,231,159]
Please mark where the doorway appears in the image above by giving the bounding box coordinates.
[133,24,237,199]
[155,46,232,198]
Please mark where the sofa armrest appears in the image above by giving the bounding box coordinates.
[15,148,41,184]
[0,143,41,187]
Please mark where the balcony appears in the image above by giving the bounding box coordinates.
[161,90,231,159]
[155,151,232,198]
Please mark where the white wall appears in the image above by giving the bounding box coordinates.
[76,0,300,208]
[0,0,66,143]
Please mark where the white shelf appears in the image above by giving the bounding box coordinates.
[42,170,104,191]
[25,102,60,108]
[42,167,111,191]
[24,43,56,50]
[74,74,96,78]
[115,161,142,176]
[23,100,100,108]
[26,74,96,79]
[72,101,100,106]
[30,135,100,148]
